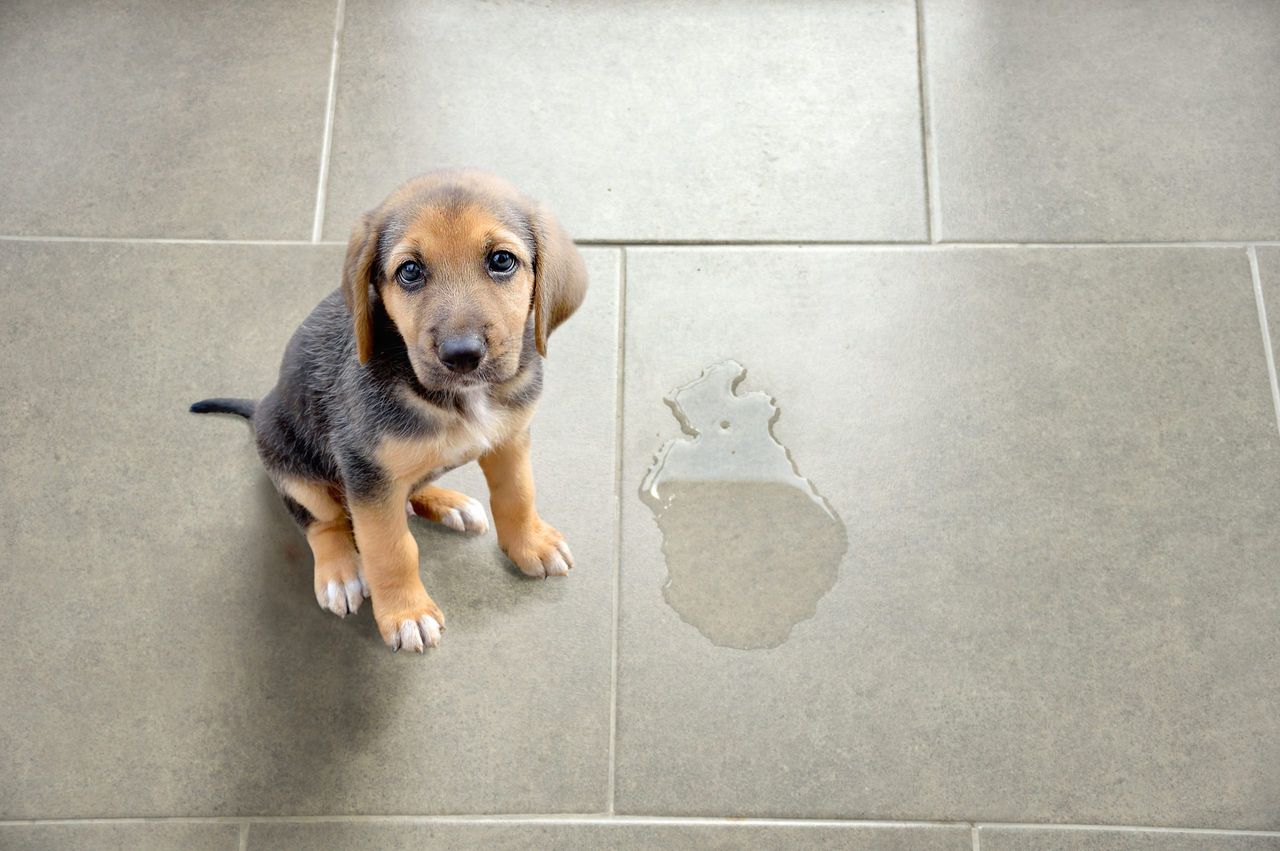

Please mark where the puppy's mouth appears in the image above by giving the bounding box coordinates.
[410,354,506,392]
[439,370,488,389]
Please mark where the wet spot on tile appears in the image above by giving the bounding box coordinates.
[641,361,848,649]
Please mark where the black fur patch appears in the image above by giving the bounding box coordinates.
[280,493,316,528]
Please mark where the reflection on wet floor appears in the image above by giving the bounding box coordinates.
[641,361,848,649]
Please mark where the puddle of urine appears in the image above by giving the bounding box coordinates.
[640,361,848,650]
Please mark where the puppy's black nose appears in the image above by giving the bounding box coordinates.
[437,334,486,374]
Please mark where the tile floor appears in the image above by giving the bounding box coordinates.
[1,1,1279,849]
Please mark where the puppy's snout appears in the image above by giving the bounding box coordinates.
[437,334,486,374]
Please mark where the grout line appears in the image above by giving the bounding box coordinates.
[1248,245,1280,438]
[976,823,1280,838]
[914,0,937,243]
[0,816,955,828]
[606,247,628,815]
[614,240,1279,250]
[310,0,346,243]
[0,235,329,246]
[4,815,1280,835]
[971,824,980,850]
[1,234,1279,250]
[574,238,929,247]
[238,821,249,851]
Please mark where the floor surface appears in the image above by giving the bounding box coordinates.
[2,1,1279,848]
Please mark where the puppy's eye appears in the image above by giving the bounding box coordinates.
[487,250,517,276]
[396,261,425,288]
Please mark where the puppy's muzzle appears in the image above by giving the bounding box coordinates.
[437,334,487,374]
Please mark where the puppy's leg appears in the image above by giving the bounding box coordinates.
[280,477,366,617]
[408,484,489,535]
[478,429,573,579]
[349,492,444,651]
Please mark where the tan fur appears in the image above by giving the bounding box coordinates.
[376,402,532,484]
[528,205,587,356]
[281,477,362,608]
[378,202,537,386]
[342,170,587,368]
[348,496,444,643]
[409,485,479,521]
[341,214,378,364]
[478,429,572,578]
[279,477,344,522]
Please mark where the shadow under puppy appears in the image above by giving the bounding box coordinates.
[192,170,587,652]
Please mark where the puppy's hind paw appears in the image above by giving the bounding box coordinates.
[442,496,489,534]
[408,488,489,536]
[314,564,368,618]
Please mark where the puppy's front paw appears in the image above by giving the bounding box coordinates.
[376,600,446,652]
[503,521,574,579]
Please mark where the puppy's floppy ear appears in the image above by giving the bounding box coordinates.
[342,212,379,364]
[530,206,587,357]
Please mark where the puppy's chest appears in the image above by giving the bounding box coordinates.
[378,392,519,484]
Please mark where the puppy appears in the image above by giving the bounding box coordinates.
[191,170,587,652]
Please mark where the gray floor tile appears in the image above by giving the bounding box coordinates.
[0,823,239,851]
[248,820,971,850]
[979,826,1280,851]
[322,0,927,243]
[615,246,1280,826]
[925,1,1280,241]
[0,1,334,239]
[0,241,619,816]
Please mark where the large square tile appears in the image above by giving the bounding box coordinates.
[322,0,927,242]
[0,0,335,239]
[615,246,1280,826]
[0,241,619,817]
[248,819,972,850]
[925,0,1280,241]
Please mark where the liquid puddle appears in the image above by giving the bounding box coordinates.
[640,361,848,649]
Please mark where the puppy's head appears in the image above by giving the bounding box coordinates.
[341,170,587,388]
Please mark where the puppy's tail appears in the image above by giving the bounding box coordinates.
[189,397,256,419]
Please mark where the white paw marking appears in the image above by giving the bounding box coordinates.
[441,507,465,532]
[556,539,573,566]
[316,574,368,618]
[417,495,489,534]
[543,551,570,577]
[406,500,417,517]
[318,579,349,617]
[517,538,574,578]
[343,578,365,611]
[390,615,442,653]
[456,497,489,534]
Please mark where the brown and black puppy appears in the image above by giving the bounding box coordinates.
[191,170,587,652]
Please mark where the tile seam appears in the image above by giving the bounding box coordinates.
[1248,245,1280,437]
[3,235,1278,249]
[606,248,628,814]
[975,823,1280,837]
[309,0,346,243]
[915,0,939,243]
[2,816,1277,834]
